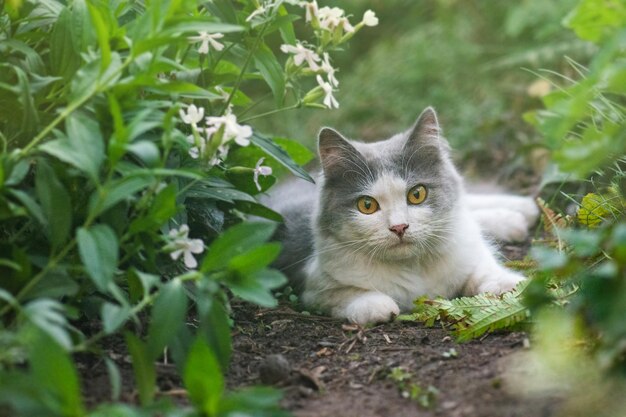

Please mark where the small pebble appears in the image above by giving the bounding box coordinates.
[259,354,291,384]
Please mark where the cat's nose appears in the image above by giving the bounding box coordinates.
[389,223,409,238]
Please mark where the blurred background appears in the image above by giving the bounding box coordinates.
[253,0,596,189]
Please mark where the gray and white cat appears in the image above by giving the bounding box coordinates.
[267,108,538,325]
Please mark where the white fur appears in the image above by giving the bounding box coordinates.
[303,175,529,325]
[467,195,539,242]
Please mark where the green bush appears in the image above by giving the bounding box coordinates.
[0,1,377,415]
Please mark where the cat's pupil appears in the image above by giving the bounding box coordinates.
[412,190,421,199]
[364,198,372,209]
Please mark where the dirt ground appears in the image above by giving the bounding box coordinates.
[75,241,564,417]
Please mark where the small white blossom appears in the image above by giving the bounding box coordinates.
[253,157,273,191]
[167,225,204,269]
[321,53,338,87]
[317,75,339,109]
[362,10,379,27]
[280,42,320,71]
[205,111,253,147]
[179,104,205,128]
[303,0,318,23]
[188,31,225,54]
[317,6,354,33]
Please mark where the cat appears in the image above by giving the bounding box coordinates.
[266,107,538,325]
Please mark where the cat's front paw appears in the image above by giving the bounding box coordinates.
[516,197,540,225]
[477,270,525,295]
[342,292,400,325]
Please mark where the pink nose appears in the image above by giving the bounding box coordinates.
[389,224,409,238]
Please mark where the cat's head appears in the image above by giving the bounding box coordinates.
[316,107,463,262]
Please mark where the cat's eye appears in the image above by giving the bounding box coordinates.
[356,196,379,214]
[407,185,428,205]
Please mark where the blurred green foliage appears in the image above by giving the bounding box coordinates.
[257,0,595,169]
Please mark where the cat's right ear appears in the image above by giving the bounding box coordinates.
[318,127,360,176]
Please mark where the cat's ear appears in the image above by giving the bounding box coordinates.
[407,107,443,147]
[318,127,361,176]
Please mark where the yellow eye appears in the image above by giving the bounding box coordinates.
[357,196,379,214]
[407,185,427,205]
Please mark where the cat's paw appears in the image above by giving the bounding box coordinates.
[477,270,525,295]
[342,292,400,325]
[515,196,540,225]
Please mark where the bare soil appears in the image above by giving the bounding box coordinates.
[76,241,561,417]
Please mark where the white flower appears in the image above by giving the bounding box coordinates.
[321,53,338,87]
[205,111,253,147]
[188,31,225,54]
[317,75,339,109]
[317,6,353,33]
[253,157,273,191]
[362,10,378,27]
[303,0,318,23]
[179,104,205,128]
[167,225,204,269]
[280,42,320,71]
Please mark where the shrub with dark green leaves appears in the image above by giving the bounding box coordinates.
[0,1,378,415]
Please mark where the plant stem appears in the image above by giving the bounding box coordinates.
[19,56,133,157]
[240,102,301,123]
[0,240,76,318]
[220,23,269,115]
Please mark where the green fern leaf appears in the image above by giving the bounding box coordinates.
[405,281,531,341]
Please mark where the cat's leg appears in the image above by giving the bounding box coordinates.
[466,194,539,225]
[472,208,530,242]
[303,285,399,325]
[461,244,525,296]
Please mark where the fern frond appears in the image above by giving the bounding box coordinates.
[405,281,531,341]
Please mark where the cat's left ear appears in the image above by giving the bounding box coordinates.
[405,107,449,151]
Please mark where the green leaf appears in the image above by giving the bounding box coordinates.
[254,44,285,106]
[27,269,79,300]
[39,113,105,182]
[183,337,224,415]
[87,3,112,72]
[200,298,232,371]
[49,6,81,79]
[70,0,95,52]
[147,280,189,359]
[125,333,156,406]
[89,176,155,218]
[4,159,30,186]
[104,358,122,402]
[29,331,85,416]
[251,133,314,183]
[228,243,282,275]
[202,222,276,272]
[126,141,160,167]
[220,387,286,415]
[8,189,46,226]
[35,161,71,249]
[277,5,297,45]
[186,184,256,203]
[228,269,286,307]
[101,302,132,335]
[129,185,178,233]
[235,201,283,222]
[77,225,119,292]
[23,299,72,350]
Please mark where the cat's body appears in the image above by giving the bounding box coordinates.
[266,108,538,324]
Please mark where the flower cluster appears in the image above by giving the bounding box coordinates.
[279,2,378,109]
[179,105,253,165]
